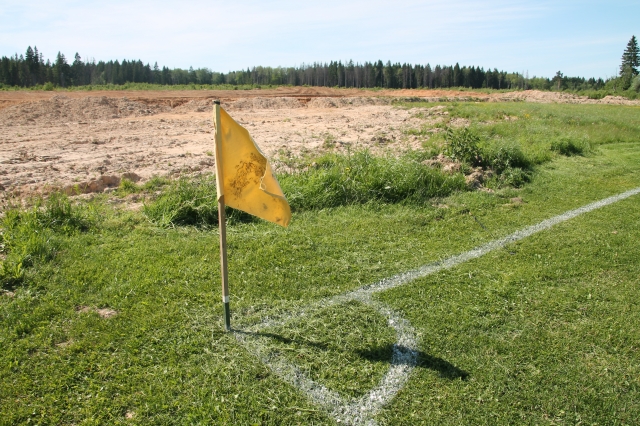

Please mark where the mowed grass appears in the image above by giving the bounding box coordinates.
[376,191,640,425]
[1,103,640,424]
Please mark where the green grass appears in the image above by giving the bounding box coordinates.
[279,151,466,210]
[261,300,397,399]
[143,151,466,228]
[377,182,640,425]
[1,102,640,424]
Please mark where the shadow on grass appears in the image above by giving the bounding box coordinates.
[356,345,469,380]
[235,330,468,380]
[234,330,330,351]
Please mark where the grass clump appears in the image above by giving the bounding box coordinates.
[144,150,467,225]
[481,141,532,187]
[279,150,466,210]
[143,176,220,227]
[550,136,590,156]
[441,126,533,187]
[142,175,170,191]
[143,176,254,227]
[0,193,92,288]
[116,178,140,195]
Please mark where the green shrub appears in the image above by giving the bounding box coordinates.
[43,82,54,91]
[494,167,530,188]
[32,192,91,233]
[586,91,605,100]
[443,127,482,165]
[143,177,220,227]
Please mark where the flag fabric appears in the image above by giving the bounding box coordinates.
[215,107,291,227]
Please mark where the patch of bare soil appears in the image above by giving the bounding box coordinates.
[77,306,118,318]
[1,89,637,208]
[0,97,446,203]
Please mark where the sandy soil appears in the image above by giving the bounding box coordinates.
[1,88,638,206]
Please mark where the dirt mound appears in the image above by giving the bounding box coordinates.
[306,97,391,108]
[495,90,640,105]
[172,99,214,113]
[0,95,170,125]
[227,97,304,110]
[60,173,141,196]
[598,95,640,105]
[497,90,581,103]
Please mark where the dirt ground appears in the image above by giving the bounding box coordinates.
[1,88,638,205]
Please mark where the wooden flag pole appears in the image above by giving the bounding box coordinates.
[213,100,231,331]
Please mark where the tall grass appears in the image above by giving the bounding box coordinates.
[0,194,92,288]
[142,151,466,227]
[280,150,465,210]
[142,176,220,227]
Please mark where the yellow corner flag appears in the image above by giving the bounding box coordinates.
[214,106,291,227]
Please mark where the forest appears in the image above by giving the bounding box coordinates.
[0,45,621,92]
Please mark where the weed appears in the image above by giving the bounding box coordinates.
[443,127,482,166]
[143,177,219,227]
[322,133,337,149]
[482,142,531,173]
[117,178,140,195]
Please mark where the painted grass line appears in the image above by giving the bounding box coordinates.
[233,186,640,425]
[234,298,418,425]
[243,186,640,331]
[346,185,640,298]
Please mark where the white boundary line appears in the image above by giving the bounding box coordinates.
[234,186,640,425]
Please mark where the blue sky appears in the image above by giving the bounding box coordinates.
[1,0,637,79]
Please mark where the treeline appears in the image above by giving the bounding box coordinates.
[1,46,608,91]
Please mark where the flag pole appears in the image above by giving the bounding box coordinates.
[213,100,231,332]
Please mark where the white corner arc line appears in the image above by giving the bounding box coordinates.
[234,186,640,425]
[234,297,418,426]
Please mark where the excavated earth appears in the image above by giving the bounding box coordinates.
[1,87,638,209]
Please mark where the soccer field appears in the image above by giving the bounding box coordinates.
[2,103,640,425]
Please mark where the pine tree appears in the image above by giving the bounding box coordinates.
[54,52,69,87]
[553,71,563,91]
[72,53,84,85]
[620,35,639,76]
[453,63,462,87]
